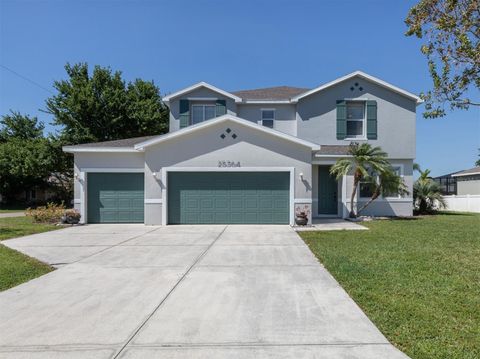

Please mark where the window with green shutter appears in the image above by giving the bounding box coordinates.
[366,100,377,139]
[179,99,190,128]
[336,100,347,140]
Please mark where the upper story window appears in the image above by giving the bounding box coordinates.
[261,109,275,128]
[346,101,366,139]
[191,104,216,125]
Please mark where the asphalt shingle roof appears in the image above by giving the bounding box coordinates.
[316,145,350,155]
[71,135,157,148]
[232,86,309,101]
[453,166,480,176]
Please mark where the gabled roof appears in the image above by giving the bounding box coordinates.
[232,86,310,101]
[291,71,423,104]
[63,135,156,153]
[452,166,480,177]
[134,114,320,150]
[162,82,242,103]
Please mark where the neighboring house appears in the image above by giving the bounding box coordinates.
[451,167,480,195]
[433,171,460,195]
[63,71,422,225]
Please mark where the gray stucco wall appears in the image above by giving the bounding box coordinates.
[457,177,480,195]
[144,119,313,225]
[296,75,417,159]
[168,87,237,132]
[345,159,414,217]
[236,104,297,136]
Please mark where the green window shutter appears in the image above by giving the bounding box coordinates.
[216,99,226,117]
[366,100,377,140]
[179,99,190,128]
[336,100,347,140]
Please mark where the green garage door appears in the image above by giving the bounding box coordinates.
[168,172,290,224]
[87,173,144,223]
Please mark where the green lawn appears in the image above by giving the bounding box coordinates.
[0,216,59,291]
[300,213,480,359]
[0,209,24,213]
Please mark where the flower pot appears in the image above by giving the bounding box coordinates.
[295,216,308,226]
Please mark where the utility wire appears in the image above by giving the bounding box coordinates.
[0,64,54,94]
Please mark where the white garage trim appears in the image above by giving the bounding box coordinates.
[79,168,144,173]
[161,167,295,226]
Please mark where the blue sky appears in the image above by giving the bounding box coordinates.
[0,0,478,176]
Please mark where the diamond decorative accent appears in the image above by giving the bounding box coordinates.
[232,134,237,139]
[350,87,354,91]
[226,128,231,133]
[220,134,226,139]
[354,82,359,87]
[359,87,363,91]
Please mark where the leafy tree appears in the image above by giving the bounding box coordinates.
[0,111,44,141]
[0,113,72,203]
[405,0,479,118]
[0,138,53,202]
[476,148,480,166]
[330,142,406,218]
[413,164,446,213]
[45,62,169,145]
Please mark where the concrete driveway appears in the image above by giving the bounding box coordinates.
[0,225,408,359]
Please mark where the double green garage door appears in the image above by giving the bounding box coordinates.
[87,172,290,224]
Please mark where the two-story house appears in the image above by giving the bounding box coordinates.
[64,71,422,225]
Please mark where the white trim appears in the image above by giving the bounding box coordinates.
[161,167,295,226]
[187,97,218,101]
[452,170,480,177]
[291,71,423,104]
[351,198,413,203]
[80,167,144,173]
[79,171,86,223]
[314,154,352,158]
[135,115,320,150]
[73,199,81,204]
[163,82,242,103]
[294,198,313,203]
[145,199,163,204]
[241,100,292,104]
[63,146,141,153]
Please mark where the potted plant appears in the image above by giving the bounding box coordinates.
[61,209,81,224]
[295,205,310,226]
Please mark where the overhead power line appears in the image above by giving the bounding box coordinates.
[0,64,54,94]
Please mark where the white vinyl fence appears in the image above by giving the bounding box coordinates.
[442,195,480,213]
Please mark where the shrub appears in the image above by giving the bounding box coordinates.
[26,202,66,223]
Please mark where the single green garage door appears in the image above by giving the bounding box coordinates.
[87,173,144,223]
[168,172,290,224]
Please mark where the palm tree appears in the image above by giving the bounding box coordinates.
[413,164,446,214]
[330,142,392,218]
[357,168,409,215]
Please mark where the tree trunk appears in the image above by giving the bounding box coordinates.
[350,175,359,218]
[357,190,380,215]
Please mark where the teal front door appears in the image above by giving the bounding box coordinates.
[168,172,290,224]
[318,166,338,215]
[87,173,144,223]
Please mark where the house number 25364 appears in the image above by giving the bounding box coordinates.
[218,161,241,168]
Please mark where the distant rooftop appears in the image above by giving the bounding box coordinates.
[232,86,309,101]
